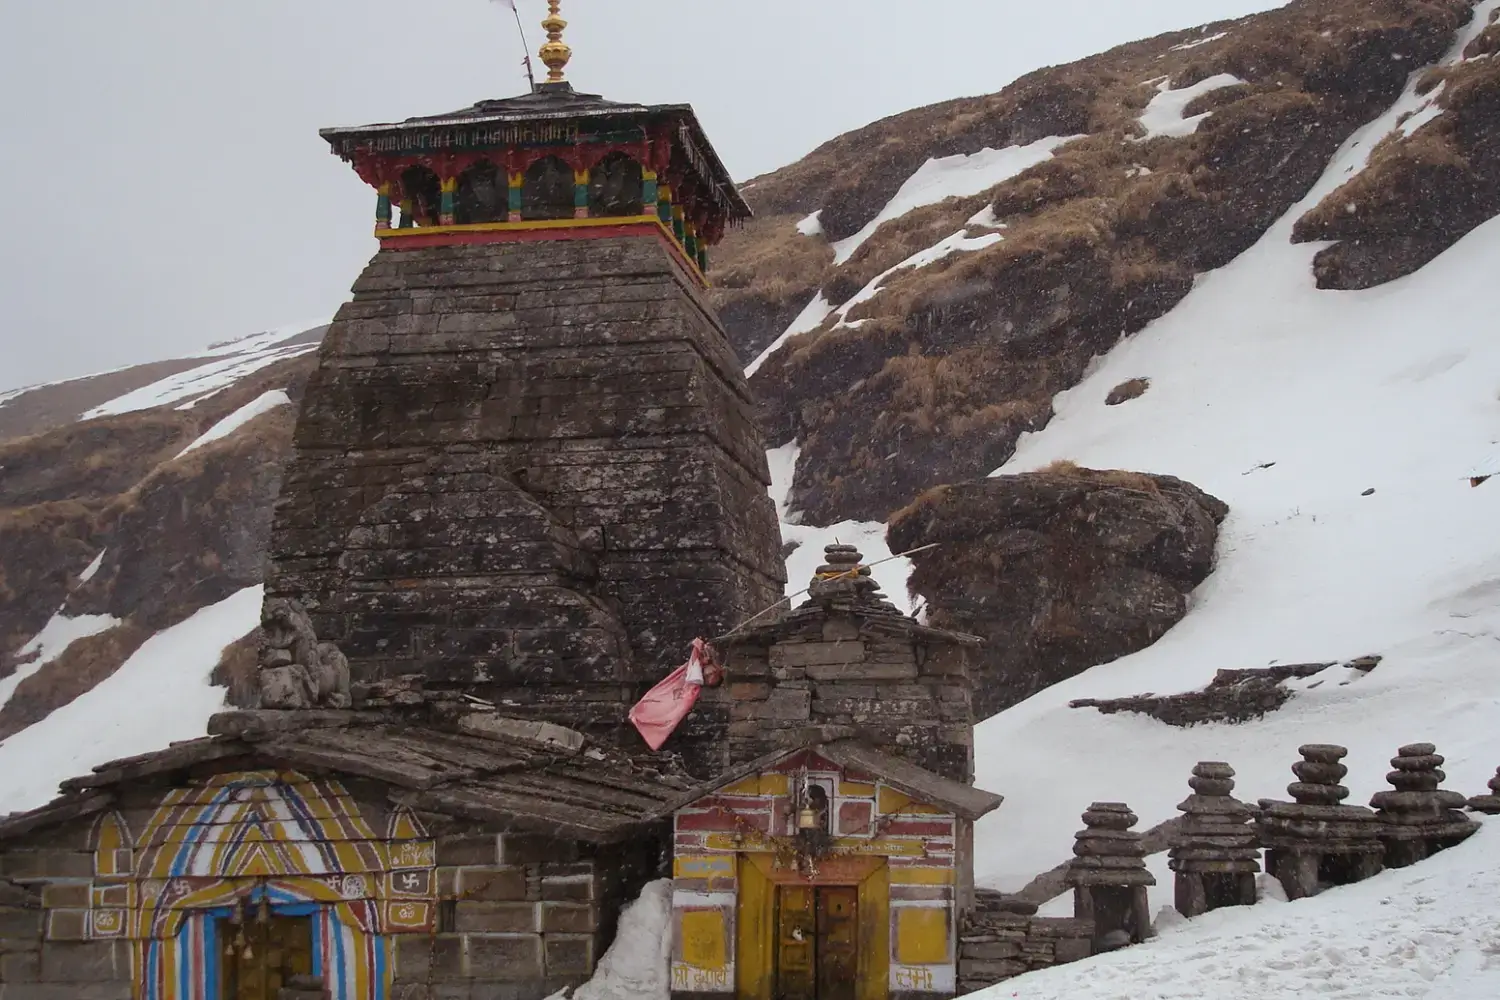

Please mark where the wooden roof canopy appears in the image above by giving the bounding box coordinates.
[318,1,749,259]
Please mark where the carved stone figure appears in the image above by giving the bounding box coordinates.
[258,599,352,709]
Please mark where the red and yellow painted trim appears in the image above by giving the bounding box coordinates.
[375,215,709,288]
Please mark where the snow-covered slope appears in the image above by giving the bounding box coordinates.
[0,587,259,814]
[972,4,1500,895]
[986,822,1500,1000]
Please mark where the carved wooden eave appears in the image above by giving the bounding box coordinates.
[664,739,1004,822]
[0,713,690,846]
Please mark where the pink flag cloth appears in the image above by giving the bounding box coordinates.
[629,639,719,751]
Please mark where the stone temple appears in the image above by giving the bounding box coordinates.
[266,1,785,777]
[0,8,1009,1000]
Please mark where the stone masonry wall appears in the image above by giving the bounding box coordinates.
[391,831,660,1000]
[266,235,785,773]
[722,614,974,784]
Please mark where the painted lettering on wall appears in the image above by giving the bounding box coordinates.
[671,962,734,992]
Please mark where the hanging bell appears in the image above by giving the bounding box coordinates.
[797,805,820,831]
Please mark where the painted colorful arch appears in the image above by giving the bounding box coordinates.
[86,770,435,1000]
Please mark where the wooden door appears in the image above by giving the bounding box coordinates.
[775,886,860,1000]
[219,914,314,1000]
[816,888,858,1000]
[775,885,817,1000]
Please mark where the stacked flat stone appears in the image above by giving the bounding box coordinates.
[1065,802,1154,947]
[806,544,899,613]
[1257,744,1383,900]
[1370,743,1478,866]
[1468,767,1500,814]
[1169,762,1259,916]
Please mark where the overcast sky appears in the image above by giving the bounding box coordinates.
[0,0,1289,393]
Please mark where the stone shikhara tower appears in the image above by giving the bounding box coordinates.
[267,8,784,773]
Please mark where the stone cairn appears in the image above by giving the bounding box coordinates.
[1168,762,1260,917]
[806,543,899,611]
[1469,767,1500,814]
[1064,802,1155,950]
[1257,744,1383,900]
[1369,743,1478,866]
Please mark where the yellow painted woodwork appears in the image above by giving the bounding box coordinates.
[722,776,761,796]
[674,854,736,879]
[440,177,458,193]
[894,907,949,965]
[643,168,659,181]
[707,833,926,857]
[573,168,590,184]
[758,773,790,796]
[508,171,524,188]
[681,909,729,969]
[857,864,890,1000]
[888,867,954,886]
[736,855,774,1000]
[839,779,877,797]
[876,787,944,816]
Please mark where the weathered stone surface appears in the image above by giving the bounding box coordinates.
[890,471,1226,719]
[1370,743,1478,866]
[1469,767,1500,815]
[265,237,785,776]
[1258,744,1384,900]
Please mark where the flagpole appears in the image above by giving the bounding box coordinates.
[507,1,539,92]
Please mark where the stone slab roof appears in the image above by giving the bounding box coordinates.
[667,739,1003,822]
[0,711,692,845]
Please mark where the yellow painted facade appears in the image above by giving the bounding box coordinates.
[672,750,960,998]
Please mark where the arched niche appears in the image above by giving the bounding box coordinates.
[399,165,442,226]
[455,159,505,225]
[588,152,645,218]
[522,155,576,221]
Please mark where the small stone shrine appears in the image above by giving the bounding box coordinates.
[1257,744,1384,900]
[1168,762,1259,917]
[1063,803,1154,950]
[266,0,785,776]
[1368,743,1478,867]
[668,548,1004,1000]
[710,544,979,783]
[1469,767,1500,814]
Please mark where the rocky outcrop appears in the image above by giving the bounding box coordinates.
[1069,658,1381,726]
[1294,5,1500,288]
[888,466,1227,719]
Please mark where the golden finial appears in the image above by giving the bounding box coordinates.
[539,0,572,85]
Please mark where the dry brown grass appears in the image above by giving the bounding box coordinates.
[0,622,149,740]
[211,630,261,709]
[1106,378,1152,405]
[1037,460,1164,495]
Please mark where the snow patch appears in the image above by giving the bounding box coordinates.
[175,389,292,458]
[830,229,1004,330]
[80,321,323,420]
[0,613,123,713]
[967,204,1006,229]
[565,879,673,1000]
[744,293,834,377]
[1135,74,1245,140]
[0,586,261,815]
[78,550,106,583]
[831,135,1082,265]
[768,442,916,616]
[796,211,824,237]
[1169,31,1229,52]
